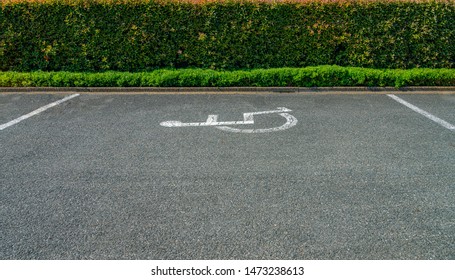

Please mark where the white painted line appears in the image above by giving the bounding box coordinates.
[0,94,80,131]
[160,119,253,127]
[387,94,455,131]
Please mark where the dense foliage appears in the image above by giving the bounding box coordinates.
[2,66,455,87]
[1,0,454,71]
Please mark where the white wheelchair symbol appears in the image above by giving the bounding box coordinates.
[160,107,297,133]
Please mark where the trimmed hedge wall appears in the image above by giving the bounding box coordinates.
[1,0,454,72]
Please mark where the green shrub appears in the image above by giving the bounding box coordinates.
[1,66,455,87]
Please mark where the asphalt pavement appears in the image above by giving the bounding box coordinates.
[1,92,454,259]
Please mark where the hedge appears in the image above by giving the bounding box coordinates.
[1,0,454,72]
[2,66,455,87]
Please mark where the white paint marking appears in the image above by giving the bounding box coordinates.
[160,107,297,133]
[206,114,218,124]
[216,112,298,133]
[387,94,455,131]
[0,94,80,131]
[243,112,254,123]
[160,118,253,127]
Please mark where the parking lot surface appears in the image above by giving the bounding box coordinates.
[1,92,454,259]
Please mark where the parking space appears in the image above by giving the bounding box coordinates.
[0,92,454,259]
[390,94,455,125]
[0,94,75,124]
